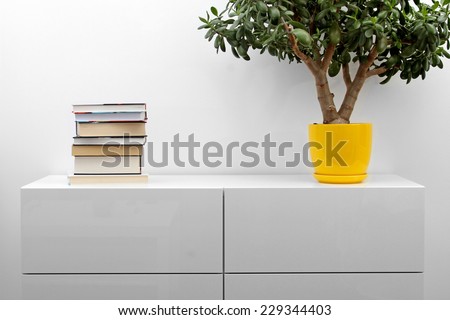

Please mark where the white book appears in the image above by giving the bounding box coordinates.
[73,136,147,145]
[74,156,141,174]
[68,174,148,185]
[76,122,146,137]
[74,111,147,122]
[72,103,147,113]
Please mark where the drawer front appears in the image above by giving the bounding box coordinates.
[23,274,222,300]
[225,273,423,300]
[22,188,222,273]
[225,188,424,272]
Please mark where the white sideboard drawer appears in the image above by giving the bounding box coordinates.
[22,188,222,273]
[225,273,423,300]
[225,186,424,273]
[23,274,222,299]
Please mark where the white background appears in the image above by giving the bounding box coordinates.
[0,0,449,298]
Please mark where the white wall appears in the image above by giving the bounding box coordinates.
[1,0,449,299]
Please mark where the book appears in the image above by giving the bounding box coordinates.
[76,122,146,137]
[73,103,147,113]
[73,136,147,145]
[74,156,142,174]
[68,174,149,185]
[74,111,147,122]
[72,145,143,156]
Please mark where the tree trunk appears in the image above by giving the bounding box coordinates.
[338,69,366,122]
[315,72,348,124]
[337,47,380,122]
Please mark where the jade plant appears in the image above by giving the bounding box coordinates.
[199,0,450,123]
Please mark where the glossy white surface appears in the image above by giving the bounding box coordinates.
[225,185,424,273]
[22,187,222,273]
[225,273,423,300]
[23,174,423,189]
[23,274,222,300]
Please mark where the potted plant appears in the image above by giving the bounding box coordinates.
[199,0,450,183]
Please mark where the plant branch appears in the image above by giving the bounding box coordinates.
[364,46,380,70]
[321,43,336,71]
[312,43,321,60]
[366,66,388,78]
[342,63,352,89]
[315,75,342,124]
[282,20,320,75]
[338,46,380,121]
[281,19,343,123]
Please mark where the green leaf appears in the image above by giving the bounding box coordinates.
[442,49,450,58]
[269,7,281,24]
[401,46,416,58]
[364,29,373,38]
[268,46,278,56]
[289,21,305,29]
[298,7,310,19]
[211,6,218,17]
[244,20,253,31]
[342,52,351,64]
[256,1,268,14]
[204,29,213,40]
[329,22,341,45]
[374,24,384,33]
[385,55,399,68]
[364,37,373,51]
[421,69,426,80]
[237,45,248,57]
[426,24,436,35]
[315,9,329,21]
[358,32,366,46]
[220,38,226,52]
[292,28,313,47]
[352,20,361,30]
[432,54,439,66]
[380,75,392,85]
[231,47,240,59]
[328,61,341,77]
[378,11,388,21]
[236,27,244,40]
[376,35,388,53]
[423,58,430,71]
[214,36,221,49]
[404,1,411,14]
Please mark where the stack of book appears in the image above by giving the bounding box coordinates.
[69,103,148,184]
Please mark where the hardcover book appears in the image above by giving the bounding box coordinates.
[73,136,147,146]
[76,122,146,137]
[72,103,147,113]
[74,156,142,174]
[74,111,147,122]
[72,145,143,156]
[68,174,149,184]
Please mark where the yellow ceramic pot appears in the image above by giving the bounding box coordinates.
[308,123,372,184]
